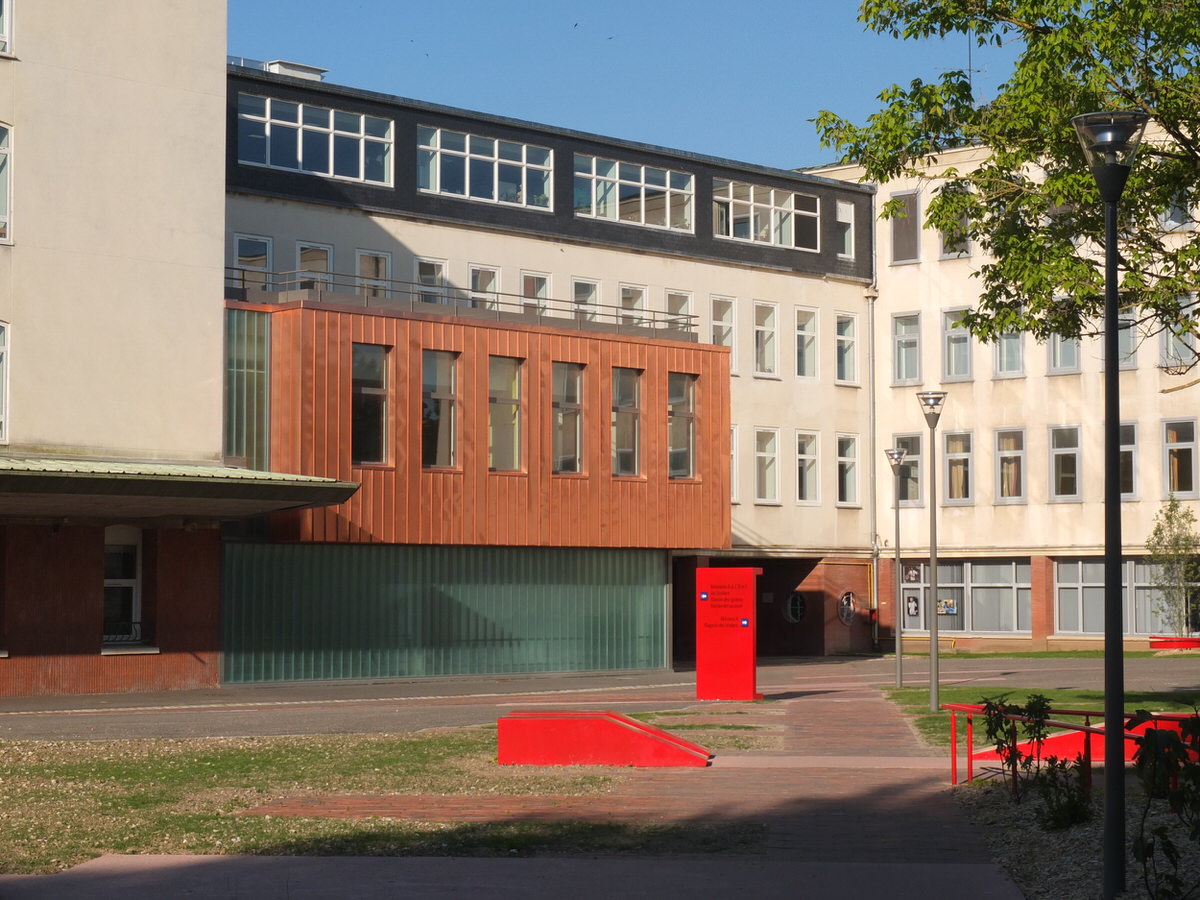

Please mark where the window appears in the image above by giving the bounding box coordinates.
[0,2,10,54]
[1056,559,1111,633]
[711,297,735,369]
[234,234,272,288]
[891,191,920,263]
[1118,312,1138,369]
[835,200,855,259]
[754,302,778,376]
[668,373,696,479]
[755,428,779,503]
[1162,327,1195,371]
[103,526,142,644]
[712,179,819,251]
[488,356,521,471]
[1050,426,1081,501]
[572,278,598,320]
[0,322,7,442]
[357,250,390,299]
[945,432,973,504]
[666,291,691,327]
[416,259,447,304]
[351,344,388,465]
[894,433,921,504]
[968,560,1031,632]
[237,94,392,185]
[421,350,457,468]
[1049,333,1080,374]
[296,242,332,287]
[573,155,693,231]
[836,314,857,383]
[612,367,641,476]
[0,125,10,240]
[996,429,1025,503]
[469,265,499,309]
[522,271,549,307]
[893,314,921,384]
[619,284,645,326]
[1120,422,1137,499]
[942,310,971,381]
[1159,193,1192,231]
[939,202,971,259]
[836,434,858,504]
[995,332,1023,377]
[796,431,819,504]
[552,363,583,474]
[795,308,817,378]
[418,126,551,209]
[1165,419,1197,497]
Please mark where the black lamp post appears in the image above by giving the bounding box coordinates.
[916,390,947,712]
[885,447,909,687]
[1072,109,1149,900]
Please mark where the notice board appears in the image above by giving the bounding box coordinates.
[695,567,762,701]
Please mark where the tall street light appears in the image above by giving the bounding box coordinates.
[916,391,947,712]
[1073,109,1149,900]
[885,447,909,687]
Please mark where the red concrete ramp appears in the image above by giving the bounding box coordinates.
[497,710,713,767]
[973,718,1182,763]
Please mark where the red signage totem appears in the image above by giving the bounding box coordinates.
[695,567,762,701]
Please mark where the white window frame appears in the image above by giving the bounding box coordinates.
[1164,418,1198,499]
[356,249,391,299]
[295,241,333,287]
[836,433,859,506]
[1048,333,1081,374]
[712,179,820,251]
[835,314,858,384]
[796,430,819,505]
[995,332,1024,378]
[944,431,974,506]
[892,313,921,385]
[666,290,692,326]
[0,124,10,242]
[619,282,646,326]
[891,191,920,264]
[795,307,818,379]
[1049,425,1082,502]
[233,233,273,288]
[1161,327,1196,371]
[835,200,855,259]
[0,321,8,443]
[0,1,11,55]
[469,264,500,309]
[572,277,599,321]
[996,428,1026,504]
[417,126,551,209]
[415,257,448,304]
[942,309,972,382]
[1120,421,1138,501]
[1118,312,1139,370]
[894,433,922,506]
[573,154,694,232]
[754,427,780,504]
[522,270,550,307]
[753,301,779,377]
[711,296,737,373]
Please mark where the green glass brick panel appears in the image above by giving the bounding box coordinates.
[224,308,270,469]
[221,544,668,683]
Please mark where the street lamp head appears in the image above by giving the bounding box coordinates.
[884,447,908,473]
[916,390,948,428]
[1072,111,1149,202]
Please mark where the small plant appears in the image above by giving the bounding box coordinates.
[1032,755,1092,830]
[1131,709,1200,899]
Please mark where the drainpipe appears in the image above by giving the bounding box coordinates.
[866,284,880,647]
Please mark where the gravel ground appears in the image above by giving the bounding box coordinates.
[958,774,1200,899]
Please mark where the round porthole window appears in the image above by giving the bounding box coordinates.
[838,591,857,626]
[783,591,807,623]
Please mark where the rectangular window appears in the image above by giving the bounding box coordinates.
[416,258,447,304]
[418,126,551,209]
[522,272,549,312]
[1049,333,1080,374]
[1050,425,1081,501]
[619,283,646,326]
[1118,312,1138,369]
[836,314,857,383]
[488,356,521,471]
[796,431,818,503]
[469,265,499,309]
[1162,327,1195,371]
[572,278,598,321]
[0,126,11,240]
[969,560,1032,632]
[611,367,641,476]
[893,313,921,384]
[552,362,584,474]
[103,526,142,645]
[1120,422,1137,499]
[0,1,9,54]
[945,432,973,504]
[296,242,332,287]
[836,434,859,505]
[668,373,697,479]
[995,332,1023,377]
[712,179,819,251]
[421,350,457,468]
[755,428,779,503]
[1165,419,1197,497]
[237,93,392,185]
[351,344,388,465]
[835,200,855,259]
[894,433,921,504]
[891,191,920,263]
[357,250,391,299]
[573,154,694,231]
[795,308,817,378]
[942,309,972,381]
[666,291,692,327]
[753,302,778,376]
[711,297,736,370]
[1056,559,1112,634]
[234,234,272,289]
[996,429,1025,503]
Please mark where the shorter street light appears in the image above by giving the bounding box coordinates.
[916,390,947,712]
[884,447,909,687]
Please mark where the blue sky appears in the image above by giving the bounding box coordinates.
[227,1,1018,171]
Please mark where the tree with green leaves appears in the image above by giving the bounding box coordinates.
[814,2,1200,365]
[1146,495,1200,636]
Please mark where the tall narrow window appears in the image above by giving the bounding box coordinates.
[1118,312,1138,369]
[0,322,8,442]
[666,291,692,327]
[754,302,778,376]
[836,314,857,383]
[836,434,858,504]
[1120,422,1137,499]
[1050,426,1081,501]
[488,356,521,471]
[668,373,696,479]
[943,310,972,380]
[351,344,388,465]
[796,431,818,503]
[571,278,598,321]
[995,332,1023,377]
[945,432,973,504]
[1162,327,1195,370]
[895,434,921,504]
[1049,333,1080,374]
[1165,419,1197,497]
[234,234,272,288]
[416,258,447,304]
[996,429,1025,503]
[711,297,735,369]
[421,350,456,468]
[835,200,854,259]
[612,367,641,476]
[893,314,921,384]
[552,363,583,474]
[0,3,10,54]
[795,308,817,378]
[469,265,499,309]
[620,284,645,326]
[891,192,920,264]
[755,428,779,503]
[296,242,332,287]
[0,125,11,240]
[357,250,390,299]
[103,526,142,645]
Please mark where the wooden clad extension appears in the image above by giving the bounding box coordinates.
[264,303,731,550]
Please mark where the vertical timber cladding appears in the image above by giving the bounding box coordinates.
[222,543,669,683]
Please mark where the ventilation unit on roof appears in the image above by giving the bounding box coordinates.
[264,60,328,82]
